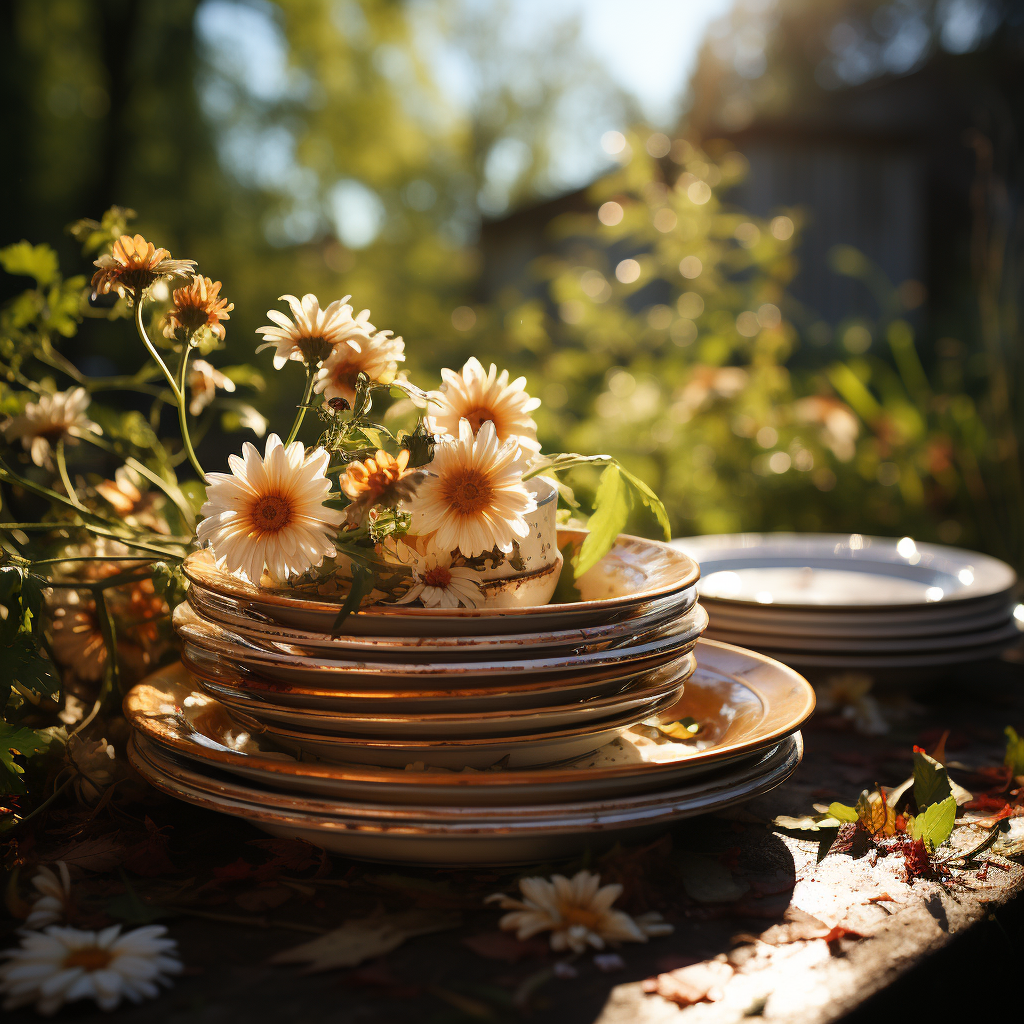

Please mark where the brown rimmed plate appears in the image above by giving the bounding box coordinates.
[124,640,815,805]
[182,528,701,636]
[172,601,708,688]
[128,731,800,865]
[187,653,696,738]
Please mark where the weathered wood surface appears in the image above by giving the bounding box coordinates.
[5,659,1023,1023]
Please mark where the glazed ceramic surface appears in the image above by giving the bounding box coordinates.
[127,732,801,865]
[234,685,686,769]
[172,601,708,688]
[185,582,697,655]
[124,640,815,805]
[674,533,1015,610]
[187,653,696,738]
[181,647,687,714]
[182,528,701,635]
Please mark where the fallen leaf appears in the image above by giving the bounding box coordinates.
[866,893,896,904]
[270,908,461,973]
[823,925,867,952]
[643,960,734,1006]
[679,853,750,903]
[213,858,254,884]
[756,907,831,945]
[461,931,549,962]
[47,837,127,873]
[248,837,322,872]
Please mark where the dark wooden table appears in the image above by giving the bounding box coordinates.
[5,658,1024,1023]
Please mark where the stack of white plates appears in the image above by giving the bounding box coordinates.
[123,530,815,864]
[672,533,1021,673]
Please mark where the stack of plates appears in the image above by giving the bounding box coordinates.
[125,641,813,864]
[123,530,815,864]
[672,533,1021,673]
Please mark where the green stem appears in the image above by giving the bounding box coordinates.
[93,588,121,696]
[175,336,206,480]
[285,365,318,446]
[133,294,181,403]
[55,438,88,512]
[13,774,78,830]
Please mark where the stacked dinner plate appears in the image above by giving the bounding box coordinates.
[125,530,815,865]
[672,533,1022,675]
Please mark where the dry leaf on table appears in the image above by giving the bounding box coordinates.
[643,959,734,1007]
[270,908,460,974]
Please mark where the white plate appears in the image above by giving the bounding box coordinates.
[124,642,815,805]
[127,733,802,865]
[173,602,708,688]
[704,599,1017,639]
[704,616,1022,654]
[190,654,695,738]
[674,533,1016,610]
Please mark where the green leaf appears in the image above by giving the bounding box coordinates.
[574,465,632,578]
[617,464,671,541]
[0,722,54,795]
[909,794,956,852]
[0,635,62,705]
[828,802,859,823]
[913,750,952,811]
[1005,727,1024,776]
[331,565,376,637]
[0,241,59,288]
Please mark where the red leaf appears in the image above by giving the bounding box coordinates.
[823,924,867,952]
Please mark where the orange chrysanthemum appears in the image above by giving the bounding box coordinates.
[91,234,196,300]
[163,276,233,341]
[341,449,418,503]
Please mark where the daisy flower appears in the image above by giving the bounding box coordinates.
[23,863,72,931]
[162,276,233,342]
[395,539,482,609]
[256,293,370,369]
[0,924,182,1014]
[197,433,344,583]
[2,387,101,470]
[314,329,406,406]
[409,419,534,557]
[486,870,673,954]
[47,590,107,683]
[90,234,195,300]
[427,356,541,454]
[186,359,236,416]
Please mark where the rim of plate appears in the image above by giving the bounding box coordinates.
[185,584,697,650]
[190,653,696,726]
[182,528,700,619]
[673,532,1016,610]
[129,730,799,823]
[173,601,709,677]
[123,639,815,788]
[238,684,685,750]
[180,647,680,702]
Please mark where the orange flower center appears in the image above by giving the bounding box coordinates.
[251,494,292,532]
[462,407,496,433]
[64,947,114,972]
[442,469,494,516]
[423,566,453,588]
[560,903,604,931]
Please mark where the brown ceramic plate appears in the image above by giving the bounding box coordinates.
[182,528,701,635]
[124,639,815,805]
